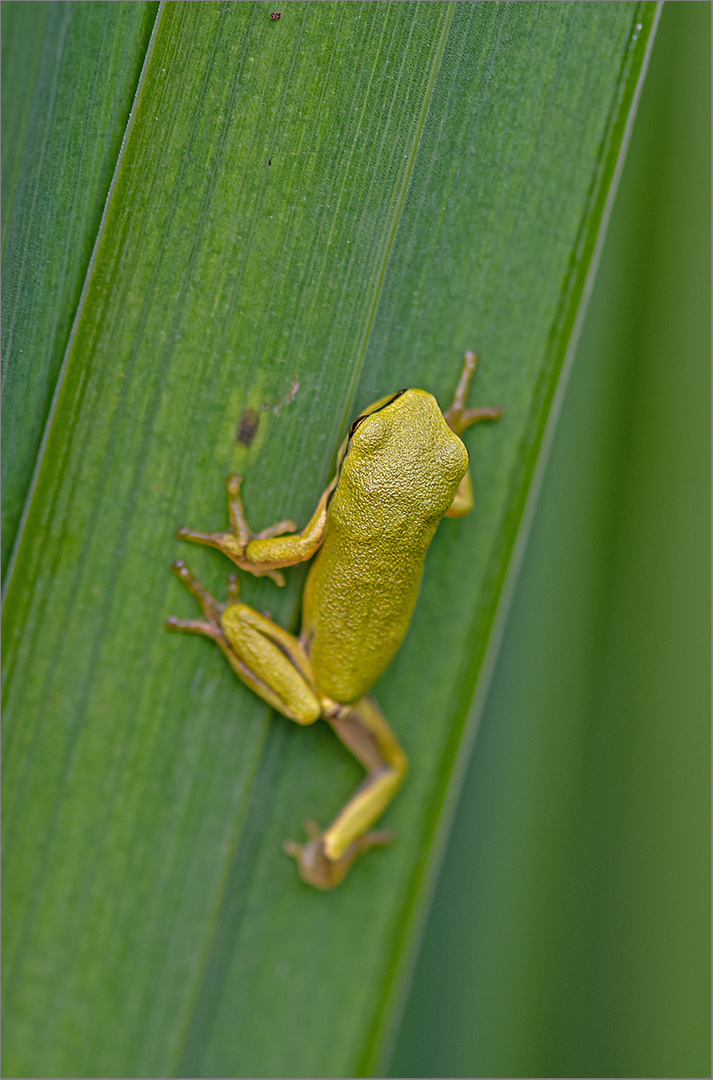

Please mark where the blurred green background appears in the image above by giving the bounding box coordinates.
[390,4,710,1077]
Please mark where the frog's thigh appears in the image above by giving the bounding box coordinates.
[323,695,408,860]
[220,605,321,725]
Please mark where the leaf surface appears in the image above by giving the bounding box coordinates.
[2,3,658,1075]
[1,0,157,574]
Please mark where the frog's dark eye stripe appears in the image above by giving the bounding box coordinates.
[348,389,408,439]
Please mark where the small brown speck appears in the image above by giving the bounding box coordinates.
[237,407,260,447]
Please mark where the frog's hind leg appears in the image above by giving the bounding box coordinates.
[168,560,321,726]
[284,695,407,889]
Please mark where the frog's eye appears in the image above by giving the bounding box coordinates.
[349,413,368,438]
[348,389,407,439]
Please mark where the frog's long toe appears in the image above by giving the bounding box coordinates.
[284,822,395,889]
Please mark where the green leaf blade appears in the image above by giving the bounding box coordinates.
[1,0,158,577]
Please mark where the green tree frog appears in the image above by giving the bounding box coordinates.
[167,352,501,888]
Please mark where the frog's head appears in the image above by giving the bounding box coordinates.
[336,388,468,522]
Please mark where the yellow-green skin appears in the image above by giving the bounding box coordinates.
[168,352,500,887]
[303,390,468,704]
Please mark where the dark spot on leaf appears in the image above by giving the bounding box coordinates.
[237,408,260,447]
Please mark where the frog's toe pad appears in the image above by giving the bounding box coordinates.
[284,823,395,889]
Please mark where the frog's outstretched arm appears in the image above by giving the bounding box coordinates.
[444,351,502,518]
[177,472,336,585]
[285,694,408,889]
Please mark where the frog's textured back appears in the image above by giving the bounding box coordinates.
[301,389,468,703]
[302,521,433,703]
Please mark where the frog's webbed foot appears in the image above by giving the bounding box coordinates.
[284,822,395,890]
[176,475,295,586]
[444,351,503,435]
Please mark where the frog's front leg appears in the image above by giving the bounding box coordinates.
[444,351,502,518]
[285,695,408,889]
[167,561,321,724]
[177,473,334,585]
